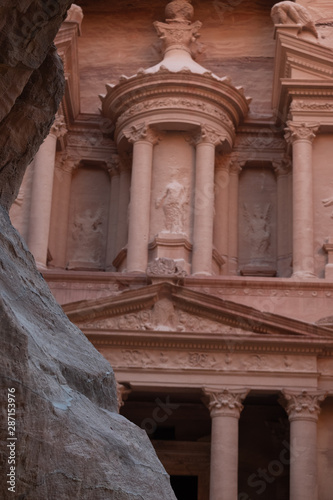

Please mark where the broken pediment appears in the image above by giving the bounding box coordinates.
[271,21,333,120]
[63,282,333,343]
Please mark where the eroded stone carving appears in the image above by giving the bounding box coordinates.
[147,258,187,277]
[70,208,104,267]
[155,180,189,233]
[154,0,202,56]
[243,203,272,257]
[192,123,226,146]
[271,1,318,38]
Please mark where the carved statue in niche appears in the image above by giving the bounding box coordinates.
[155,179,189,233]
[71,208,104,266]
[243,203,272,258]
[271,1,318,38]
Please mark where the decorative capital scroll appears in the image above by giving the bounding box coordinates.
[203,388,249,419]
[191,124,226,147]
[116,382,131,412]
[50,114,67,139]
[284,122,319,144]
[124,123,160,145]
[55,153,80,174]
[106,154,120,177]
[279,389,327,422]
[272,154,292,177]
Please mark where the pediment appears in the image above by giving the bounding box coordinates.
[64,282,332,342]
[272,29,333,116]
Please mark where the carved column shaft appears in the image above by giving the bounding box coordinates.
[274,157,292,276]
[192,125,224,275]
[106,156,120,270]
[214,156,230,272]
[280,389,327,500]
[204,388,249,500]
[27,115,67,269]
[228,162,242,275]
[49,157,78,268]
[125,124,158,273]
[285,122,319,278]
[116,157,131,253]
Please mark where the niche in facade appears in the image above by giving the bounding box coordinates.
[238,166,277,276]
[66,164,110,270]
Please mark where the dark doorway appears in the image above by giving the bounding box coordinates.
[170,475,198,500]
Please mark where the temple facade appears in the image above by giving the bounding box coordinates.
[10,1,333,499]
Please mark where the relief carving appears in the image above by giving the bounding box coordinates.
[243,203,272,258]
[118,98,234,131]
[155,180,189,233]
[124,123,159,144]
[70,208,104,267]
[271,1,318,38]
[147,258,187,277]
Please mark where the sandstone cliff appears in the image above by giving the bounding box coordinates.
[0,2,176,498]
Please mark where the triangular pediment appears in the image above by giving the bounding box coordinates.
[63,282,333,343]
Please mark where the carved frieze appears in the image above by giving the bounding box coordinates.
[117,98,234,131]
[96,345,317,374]
[290,100,333,112]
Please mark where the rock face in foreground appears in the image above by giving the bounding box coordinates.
[0,2,176,499]
[0,207,175,499]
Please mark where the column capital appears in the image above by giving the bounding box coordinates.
[203,388,249,419]
[55,153,80,174]
[191,124,226,147]
[124,123,160,145]
[116,382,131,412]
[279,389,327,422]
[284,121,319,144]
[50,114,68,139]
[273,154,292,177]
[106,154,120,177]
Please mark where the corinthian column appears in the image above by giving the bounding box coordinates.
[124,124,159,273]
[285,122,319,278]
[27,114,67,269]
[280,389,327,500]
[48,154,79,268]
[204,388,249,500]
[192,125,224,275]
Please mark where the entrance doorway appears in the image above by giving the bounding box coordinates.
[171,475,198,500]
